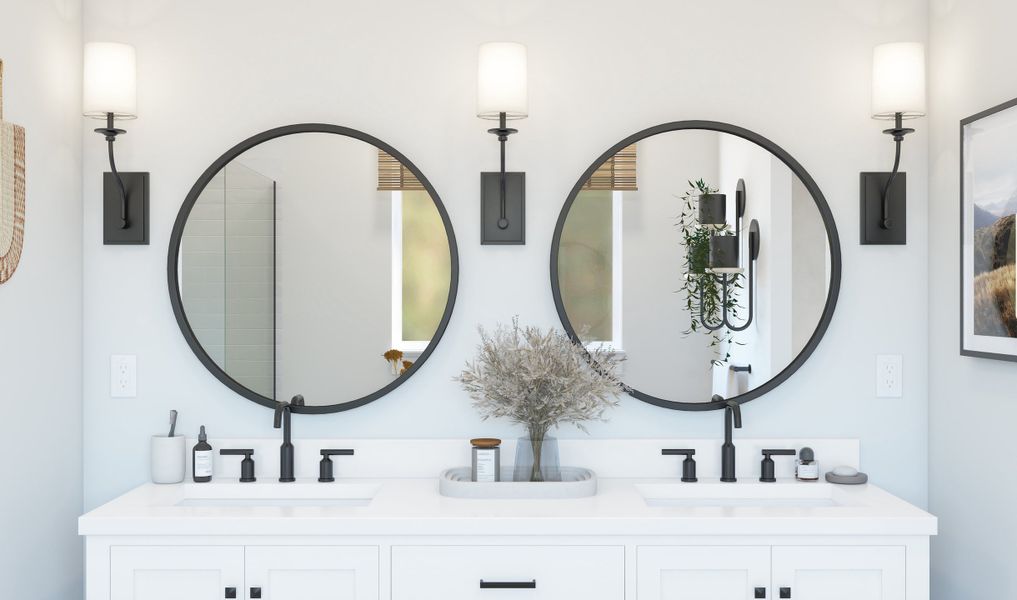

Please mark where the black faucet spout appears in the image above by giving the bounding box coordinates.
[720,396,742,483]
[274,394,304,482]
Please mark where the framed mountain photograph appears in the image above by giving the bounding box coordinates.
[961,97,1017,361]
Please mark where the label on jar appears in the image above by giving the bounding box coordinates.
[194,450,213,478]
[474,448,498,482]
[796,461,819,481]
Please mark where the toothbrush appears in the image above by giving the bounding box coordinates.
[168,410,178,437]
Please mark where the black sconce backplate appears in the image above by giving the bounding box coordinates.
[859,171,906,245]
[104,171,150,245]
[481,172,525,245]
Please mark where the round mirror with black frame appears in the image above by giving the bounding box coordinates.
[550,121,841,411]
[168,123,459,414]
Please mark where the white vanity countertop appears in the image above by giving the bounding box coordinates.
[78,477,937,538]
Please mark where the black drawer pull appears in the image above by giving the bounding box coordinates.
[250,587,262,599]
[480,580,537,589]
[780,587,791,599]
[224,588,236,599]
[754,587,766,598]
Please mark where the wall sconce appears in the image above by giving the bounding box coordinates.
[477,42,527,245]
[699,180,760,332]
[860,42,926,245]
[83,42,149,245]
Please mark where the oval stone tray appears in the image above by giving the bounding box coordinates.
[438,466,597,499]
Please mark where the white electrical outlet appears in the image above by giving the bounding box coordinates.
[876,354,902,398]
[110,355,137,398]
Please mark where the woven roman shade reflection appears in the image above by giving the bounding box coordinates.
[582,144,637,191]
[378,150,424,191]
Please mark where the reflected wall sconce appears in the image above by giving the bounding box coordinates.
[477,42,527,245]
[860,42,926,245]
[83,42,149,245]
[698,180,760,332]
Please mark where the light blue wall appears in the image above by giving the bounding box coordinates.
[0,2,83,598]
[82,0,931,511]
[929,0,1017,596]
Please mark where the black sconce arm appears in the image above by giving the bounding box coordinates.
[879,111,915,230]
[488,111,518,230]
[94,112,129,229]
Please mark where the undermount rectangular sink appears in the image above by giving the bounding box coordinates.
[173,482,380,508]
[635,482,847,508]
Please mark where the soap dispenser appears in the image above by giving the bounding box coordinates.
[192,426,213,483]
[795,447,819,481]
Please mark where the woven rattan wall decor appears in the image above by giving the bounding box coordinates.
[0,59,26,284]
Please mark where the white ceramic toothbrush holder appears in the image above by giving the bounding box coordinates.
[150,435,186,484]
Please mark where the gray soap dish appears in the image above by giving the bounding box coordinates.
[439,467,597,499]
[825,471,868,485]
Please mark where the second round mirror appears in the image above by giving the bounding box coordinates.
[551,121,841,411]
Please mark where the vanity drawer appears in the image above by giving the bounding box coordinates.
[391,545,624,600]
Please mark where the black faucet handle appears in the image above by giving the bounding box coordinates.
[662,449,698,483]
[759,449,795,482]
[318,449,355,482]
[219,449,256,482]
[291,394,305,407]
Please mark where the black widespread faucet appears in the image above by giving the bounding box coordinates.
[719,395,742,482]
[274,394,304,482]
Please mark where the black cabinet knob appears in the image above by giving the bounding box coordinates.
[224,588,236,599]
[754,587,766,598]
[250,587,262,599]
[780,587,792,599]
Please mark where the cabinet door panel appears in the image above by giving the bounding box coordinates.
[392,545,623,600]
[245,546,378,600]
[771,546,904,600]
[110,546,244,600]
[638,546,770,600]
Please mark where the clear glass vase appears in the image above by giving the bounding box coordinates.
[513,434,561,482]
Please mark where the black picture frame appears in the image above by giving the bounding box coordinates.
[550,120,842,411]
[168,123,460,414]
[959,97,1017,363]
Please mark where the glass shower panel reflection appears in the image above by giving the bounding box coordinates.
[181,174,227,370]
[223,163,275,399]
[179,164,276,399]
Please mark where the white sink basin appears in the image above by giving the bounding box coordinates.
[636,482,847,508]
[174,482,380,508]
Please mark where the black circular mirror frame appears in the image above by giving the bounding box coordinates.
[168,123,460,414]
[550,120,842,412]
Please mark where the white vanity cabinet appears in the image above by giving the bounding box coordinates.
[107,545,378,600]
[637,546,772,599]
[391,545,624,600]
[95,538,924,600]
[770,546,905,600]
[110,546,244,600]
[637,545,907,600]
[244,546,379,600]
[80,443,935,600]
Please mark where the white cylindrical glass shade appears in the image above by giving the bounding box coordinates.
[83,42,137,119]
[477,42,528,120]
[871,42,926,120]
